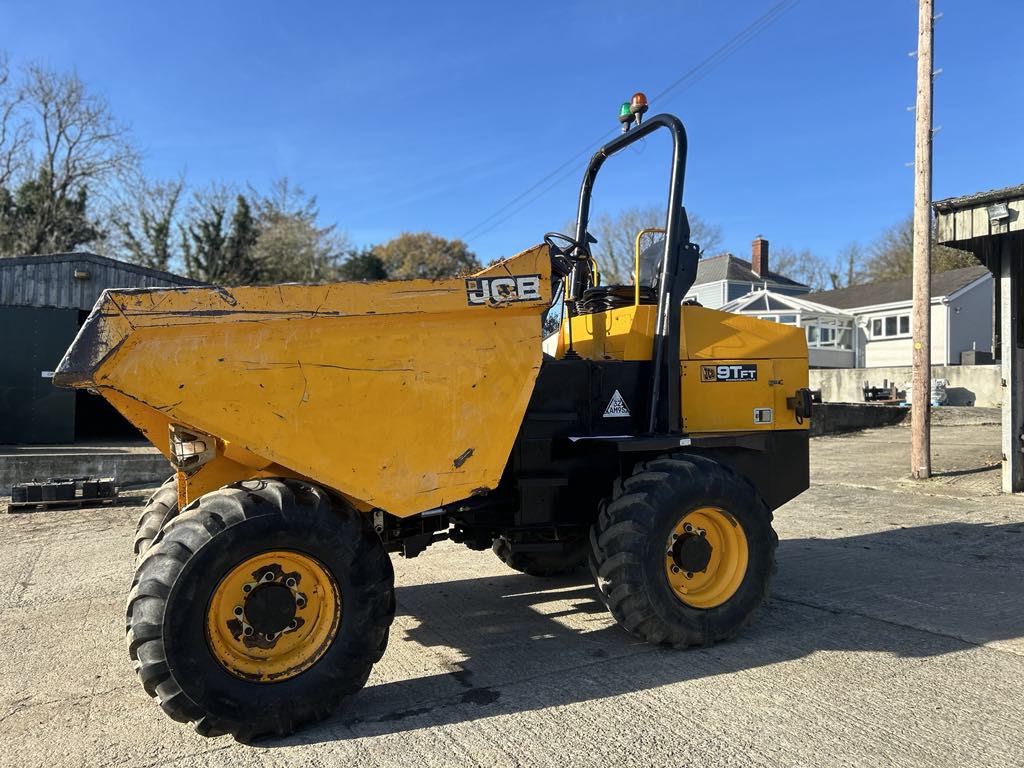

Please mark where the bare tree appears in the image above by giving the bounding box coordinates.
[0,61,139,255]
[589,205,723,283]
[21,63,137,204]
[770,247,826,290]
[769,243,868,292]
[0,53,30,188]
[110,174,185,271]
[250,177,349,283]
[864,215,977,281]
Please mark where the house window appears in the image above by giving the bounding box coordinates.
[804,318,854,350]
[870,314,911,339]
[755,313,799,325]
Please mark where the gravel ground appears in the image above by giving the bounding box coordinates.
[1,419,1021,768]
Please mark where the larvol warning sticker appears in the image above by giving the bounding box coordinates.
[603,390,631,418]
[466,275,542,305]
[701,364,758,382]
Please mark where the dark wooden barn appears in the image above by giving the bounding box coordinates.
[0,252,202,444]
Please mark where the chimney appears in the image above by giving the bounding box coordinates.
[751,235,769,278]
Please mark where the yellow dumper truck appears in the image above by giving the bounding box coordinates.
[55,102,810,739]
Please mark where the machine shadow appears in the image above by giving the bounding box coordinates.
[270,520,1024,747]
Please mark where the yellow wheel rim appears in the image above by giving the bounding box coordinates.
[206,550,341,682]
[664,507,748,609]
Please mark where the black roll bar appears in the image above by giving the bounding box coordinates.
[571,113,699,434]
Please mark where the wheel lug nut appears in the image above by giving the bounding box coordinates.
[243,626,253,636]
[670,565,681,574]
[288,619,298,630]
[242,584,252,593]
[286,578,296,588]
[685,572,694,579]
[233,606,243,616]
[263,572,274,582]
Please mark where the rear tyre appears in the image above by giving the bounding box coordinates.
[133,475,179,564]
[589,454,776,647]
[492,535,587,577]
[126,478,395,740]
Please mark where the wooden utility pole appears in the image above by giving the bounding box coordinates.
[910,0,934,479]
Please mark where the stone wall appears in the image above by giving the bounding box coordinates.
[809,364,1002,407]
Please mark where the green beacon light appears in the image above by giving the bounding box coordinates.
[618,101,634,133]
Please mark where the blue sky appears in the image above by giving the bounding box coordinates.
[1,0,1021,264]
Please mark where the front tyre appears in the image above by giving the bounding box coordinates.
[126,478,395,740]
[589,454,776,647]
[133,475,179,564]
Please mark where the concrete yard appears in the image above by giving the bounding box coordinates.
[1,416,1021,767]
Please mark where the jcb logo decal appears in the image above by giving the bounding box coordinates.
[466,275,542,306]
[701,364,758,382]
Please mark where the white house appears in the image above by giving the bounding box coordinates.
[721,264,993,368]
[685,237,810,309]
[806,265,992,367]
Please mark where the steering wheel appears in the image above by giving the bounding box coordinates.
[544,232,589,278]
[544,232,585,258]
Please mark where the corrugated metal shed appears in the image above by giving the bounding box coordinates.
[0,252,201,311]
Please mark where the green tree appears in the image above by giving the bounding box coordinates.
[338,247,388,281]
[0,169,99,255]
[181,191,260,284]
[374,232,479,279]
[181,200,227,282]
[224,194,260,282]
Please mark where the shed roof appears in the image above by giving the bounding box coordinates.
[804,265,989,310]
[934,183,1024,213]
[0,252,202,311]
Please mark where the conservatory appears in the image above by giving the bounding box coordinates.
[719,289,857,368]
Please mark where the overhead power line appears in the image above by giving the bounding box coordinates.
[462,0,801,245]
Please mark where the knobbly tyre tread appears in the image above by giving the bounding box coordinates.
[589,453,777,648]
[125,478,395,740]
[132,475,179,564]
[491,535,588,577]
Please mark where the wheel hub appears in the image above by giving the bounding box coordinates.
[206,551,341,682]
[664,507,749,609]
[244,583,297,637]
[671,531,712,573]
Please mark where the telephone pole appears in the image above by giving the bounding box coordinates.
[910,0,934,479]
